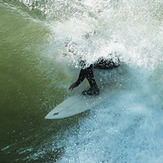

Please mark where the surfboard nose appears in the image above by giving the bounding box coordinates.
[45,114,53,119]
[45,112,60,119]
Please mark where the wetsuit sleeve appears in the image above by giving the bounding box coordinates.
[75,64,94,86]
[75,69,86,86]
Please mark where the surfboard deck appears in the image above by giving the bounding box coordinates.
[45,66,122,119]
[45,89,109,119]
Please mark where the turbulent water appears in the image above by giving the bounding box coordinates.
[0,0,163,162]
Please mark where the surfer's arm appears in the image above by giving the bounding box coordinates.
[69,69,86,91]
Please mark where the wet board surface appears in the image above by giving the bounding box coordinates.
[45,89,109,119]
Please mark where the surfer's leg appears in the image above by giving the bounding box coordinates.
[84,67,98,87]
[82,66,100,95]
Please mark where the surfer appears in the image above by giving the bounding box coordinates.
[67,42,120,96]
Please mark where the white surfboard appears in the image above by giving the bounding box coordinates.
[45,66,122,119]
[45,89,109,119]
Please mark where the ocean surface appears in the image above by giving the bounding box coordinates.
[0,0,163,162]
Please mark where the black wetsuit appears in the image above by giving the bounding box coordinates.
[75,57,120,91]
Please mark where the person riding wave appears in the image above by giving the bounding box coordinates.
[66,41,120,96]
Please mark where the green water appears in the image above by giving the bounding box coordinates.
[0,2,68,162]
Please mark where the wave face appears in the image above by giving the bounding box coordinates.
[1,0,163,162]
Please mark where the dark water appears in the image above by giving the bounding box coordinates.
[0,1,65,162]
[0,0,163,162]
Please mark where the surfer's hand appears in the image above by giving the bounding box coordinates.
[69,82,77,91]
